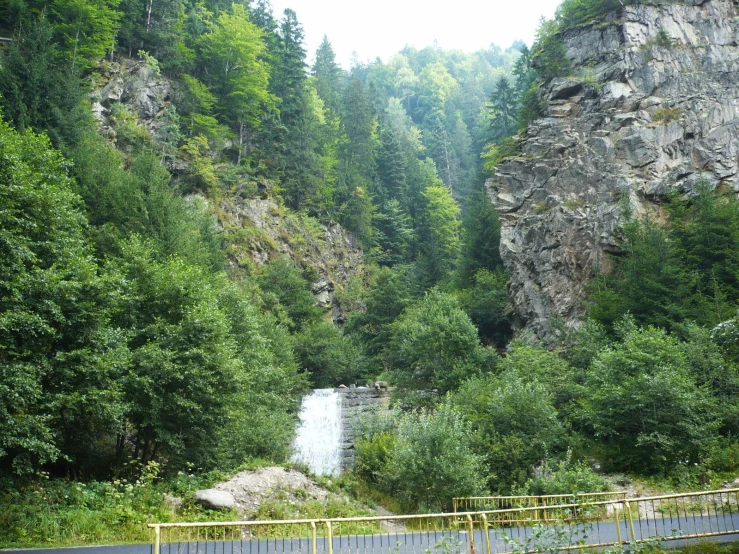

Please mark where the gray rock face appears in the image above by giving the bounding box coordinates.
[193,489,235,510]
[90,59,175,142]
[220,197,367,323]
[488,0,739,337]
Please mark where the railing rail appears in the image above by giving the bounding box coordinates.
[453,492,628,514]
[149,488,739,554]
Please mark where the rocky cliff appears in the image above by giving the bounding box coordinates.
[488,0,739,336]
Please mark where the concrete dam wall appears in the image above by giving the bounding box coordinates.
[290,386,390,476]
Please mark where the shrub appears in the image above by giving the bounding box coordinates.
[653,107,681,125]
[581,325,720,473]
[451,373,567,493]
[384,290,496,393]
[380,406,487,512]
[520,452,609,496]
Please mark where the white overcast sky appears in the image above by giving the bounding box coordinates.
[269,0,564,68]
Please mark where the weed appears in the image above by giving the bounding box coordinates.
[566,198,586,209]
[653,107,681,125]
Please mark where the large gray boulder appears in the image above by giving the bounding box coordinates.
[193,489,236,511]
[487,0,739,338]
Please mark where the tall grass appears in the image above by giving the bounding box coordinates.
[0,468,239,548]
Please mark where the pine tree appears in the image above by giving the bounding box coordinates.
[488,76,519,142]
[337,77,377,207]
[376,121,407,205]
[312,35,344,116]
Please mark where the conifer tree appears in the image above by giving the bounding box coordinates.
[376,121,407,205]
[312,35,344,116]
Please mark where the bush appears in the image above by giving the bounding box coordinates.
[380,406,487,512]
[257,257,323,331]
[294,321,368,387]
[451,373,567,493]
[456,269,510,346]
[519,452,609,496]
[532,19,571,80]
[384,290,496,393]
[581,325,720,473]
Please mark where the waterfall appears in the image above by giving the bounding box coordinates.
[290,388,343,476]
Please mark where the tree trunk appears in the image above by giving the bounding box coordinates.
[145,0,154,34]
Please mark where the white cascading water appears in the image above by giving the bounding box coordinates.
[290,388,343,476]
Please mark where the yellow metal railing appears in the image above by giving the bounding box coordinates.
[452,492,628,514]
[149,488,739,554]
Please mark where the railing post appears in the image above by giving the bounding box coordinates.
[311,521,317,554]
[153,525,161,554]
[466,514,476,554]
[326,521,333,554]
[614,502,623,545]
[481,514,492,554]
[626,501,637,542]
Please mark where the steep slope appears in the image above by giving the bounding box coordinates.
[488,0,739,335]
[91,59,367,320]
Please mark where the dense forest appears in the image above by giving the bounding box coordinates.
[3,0,739,539]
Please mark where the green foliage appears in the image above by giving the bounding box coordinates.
[456,269,510,346]
[375,405,487,512]
[0,470,240,548]
[520,452,609,495]
[112,239,241,469]
[345,266,419,359]
[655,27,674,48]
[451,371,567,492]
[198,3,274,163]
[31,0,122,71]
[581,324,720,473]
[257,257,323,332]
[0,119,116,475]
[590,187,739,331]
[588,216,691,331]
[384,290,495,393]
[417,183,461,285]
[653,107,681,125]
[294,321,368,387]
[555,0,640,31]
[481,136,519,175]
[0,16,87,147]
[456,190,504,286]
[488,76,519,142]
[518,82,544,130]
[372,200,414,266]
[532,19,571,80]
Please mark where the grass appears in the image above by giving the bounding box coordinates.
[0,469,239,549]
[674,542,739,554]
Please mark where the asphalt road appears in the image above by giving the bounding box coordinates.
[4,513,739,554]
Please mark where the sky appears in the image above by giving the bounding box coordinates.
[269,0,564,68]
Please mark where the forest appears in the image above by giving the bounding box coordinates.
[2,0,739,543]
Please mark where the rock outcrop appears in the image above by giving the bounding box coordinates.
[90,58,175,138]
[219,197,367,322]
[488,0,739,336]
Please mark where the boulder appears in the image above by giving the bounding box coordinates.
[194,489,235,511]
